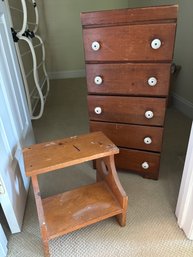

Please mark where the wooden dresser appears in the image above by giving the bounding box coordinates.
[80,5,178,179]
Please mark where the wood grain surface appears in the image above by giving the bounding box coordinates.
[86,63,171,96]
[81,5,178,27]
[90,121,163,152]
[83,23,176,62]
[88,95,166,126]
[23,131,119,177]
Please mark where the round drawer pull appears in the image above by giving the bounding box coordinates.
[92,41,100,51]
[142,162,149,170]
[94,76,103,85]
[145,110,154,119]
[148,77,157,87]
[151,39,162,49]
[94,107,102,114]
[144,137,152,145]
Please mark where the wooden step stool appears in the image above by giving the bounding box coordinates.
[23,132,128,257]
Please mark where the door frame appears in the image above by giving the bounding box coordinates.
[0,0,35,234]
[176,122,193,239]
[0,224,7,257]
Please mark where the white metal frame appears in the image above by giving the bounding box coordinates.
[7,0,49,119]
[11,0,38,36]
[31,0,39,33]
[176,122,193,240]
[17,34,49,119]
[15,0,27,37]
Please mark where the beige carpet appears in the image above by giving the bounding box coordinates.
[5,78,193,256]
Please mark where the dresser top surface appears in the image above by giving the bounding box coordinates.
[81,5,178,27]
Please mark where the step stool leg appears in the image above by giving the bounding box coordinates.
[31,176,50,257]
[42,240,50,257]
[96,155,128,226]
[116,210,127,227]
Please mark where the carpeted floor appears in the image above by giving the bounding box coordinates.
[5,78,193,256]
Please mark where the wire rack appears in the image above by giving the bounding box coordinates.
[7,0,49,119]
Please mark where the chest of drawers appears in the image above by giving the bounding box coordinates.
[81,5,178,179]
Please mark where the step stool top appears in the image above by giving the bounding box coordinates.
[23,132,119,177]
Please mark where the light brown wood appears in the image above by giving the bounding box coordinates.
[31,176,50,257]
[23,132,128,257]
[23,131,119,177]
[43,181,122,239]
[96,155,128,226]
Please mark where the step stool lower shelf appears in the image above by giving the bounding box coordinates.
[43,181,122,239]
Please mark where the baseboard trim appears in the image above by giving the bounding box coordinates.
[172,92,193,119]
[48,69,85,80]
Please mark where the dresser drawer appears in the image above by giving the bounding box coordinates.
[83,23,176,62]
[90,121,163,152]
[88,95,166,126]
[115,148,160,179]
[86,63,171,96]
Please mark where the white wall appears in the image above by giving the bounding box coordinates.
[37,0,129,76]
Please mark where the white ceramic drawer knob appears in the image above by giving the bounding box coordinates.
[144,137,152,145]
[142,162,149,170]
[94,76,103,85]
[145,110,154,119]
[94,107,102,114]
[92,41,100,51]
[148,77,157,87]
[151,39,162,49]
